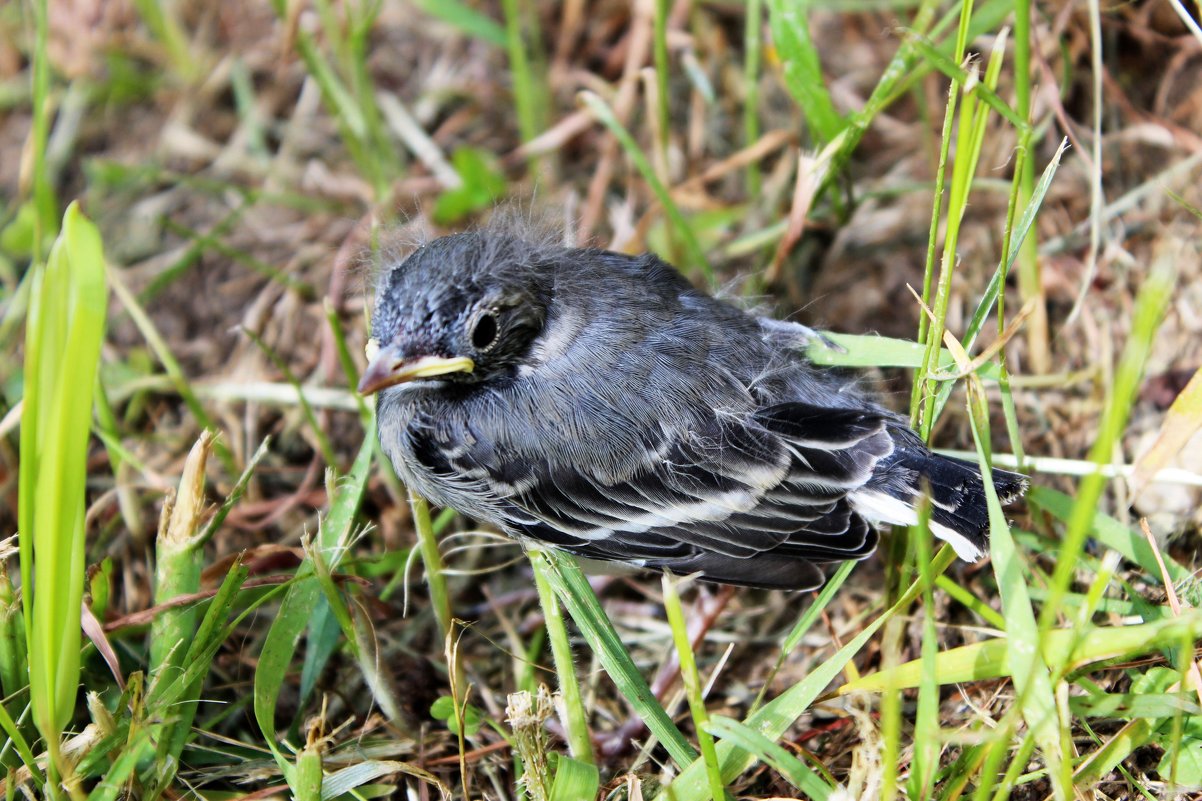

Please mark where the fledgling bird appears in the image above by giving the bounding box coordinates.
[359,231,1027,590]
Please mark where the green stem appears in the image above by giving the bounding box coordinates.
[653,0,671,154]
[914,0,978,438]
[910,76,960,430]
[502,0,546,173]
[662,576,727,801]
[31,0,58,254]
[410,490,452,642]
[528,550,595,765]
[579,91,711,280]
[743,0,763,196]
[1037,255,1175,632]
[1012,0,1049,373]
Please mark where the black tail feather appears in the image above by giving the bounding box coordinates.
[867,427,1029,560]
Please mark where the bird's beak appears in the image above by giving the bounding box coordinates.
[357,339,475,395]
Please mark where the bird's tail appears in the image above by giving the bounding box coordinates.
[850,430,1028,561]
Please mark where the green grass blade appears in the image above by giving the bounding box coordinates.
[548,754,600,801]
[663,575,726,801]
[966,374,1066,798]
[930,138,1069,422]
[838,613,1202,692]
[320,759,451,799]
[324,300,372,427]
[274,2,395,200]
[808,332,999,378]
[198,437,271,544]
[1012,0,1048,374]
[660,548,955,801]
[0,570,29,719]
[749,559,857,715]
[743,0,764,194]
[1028,486,1191,584]
[241,326,338,468]
[411,489,454,642]
[254,419,376,784]
[917,28,1001,436]
[652,0,671,158]
[107,267,236,473]
[766,0,844,143]
[909,499,940,799]
[411,0,506,45]
[529,550,595,764]
[502,0,548,150]
[0,699,43,788]
[903,32,1024,129]
[538,548,698,769]
[144,205,246,303]
[578,91,711,281]
[29,0,58,252]
[129,0,197,81]
[910,62,959,410]
[85,730,155,801]
[144,558,250,797]
[19,203,107,786]
[1038,248,1177,631]
[705,716,832,800]
[148,432,212,676]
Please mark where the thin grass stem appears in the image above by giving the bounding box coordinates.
[743,0,763,196]
[662,576,727,801]
[578,91,711,280]
[528,550,595,765]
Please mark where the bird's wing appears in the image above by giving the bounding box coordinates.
[419,399,897,588]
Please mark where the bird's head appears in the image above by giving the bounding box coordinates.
[358,233,551,395]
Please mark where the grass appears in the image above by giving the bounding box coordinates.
[663,573,727,801]
[18,202,107,796]
[2,0,1202,799]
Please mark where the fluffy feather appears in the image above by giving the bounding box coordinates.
[370,231,1027,590]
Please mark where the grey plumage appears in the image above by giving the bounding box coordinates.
[361,231,1027,590]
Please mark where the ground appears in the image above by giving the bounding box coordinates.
[2,0,1202,799]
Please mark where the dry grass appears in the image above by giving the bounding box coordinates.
[3,0,1202,798]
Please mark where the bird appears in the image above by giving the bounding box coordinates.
[357,230,1028,590]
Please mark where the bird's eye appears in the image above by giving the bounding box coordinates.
[471,312,499,351]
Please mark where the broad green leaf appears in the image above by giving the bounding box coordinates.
[431,695,486,737]
[20,201,107,745]
[433,148,507,224]
[1160,738,1202,788]
[548,754,601,801]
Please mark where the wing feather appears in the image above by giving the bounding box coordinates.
[457,401,898,587]
[406,382,900,589]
